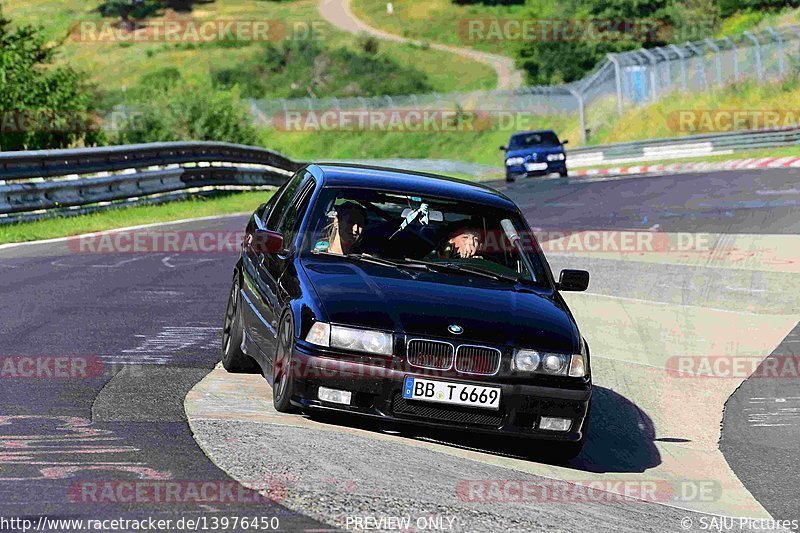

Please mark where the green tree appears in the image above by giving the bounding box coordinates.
[0,10,102,150]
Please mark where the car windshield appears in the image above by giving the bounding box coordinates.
[508,131,560,149]
[301,187,546,284]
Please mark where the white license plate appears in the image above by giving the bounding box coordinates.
[402,377,501,410]
[525,162,548,171]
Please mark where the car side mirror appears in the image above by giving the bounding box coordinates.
[562,139,569,145]
[252,228,285,254]
[499,145,507,151]
[557,269,589,291]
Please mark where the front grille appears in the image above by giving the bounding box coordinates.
[455,345,501,375]
[407,339,454,370]
[392,393,503,427]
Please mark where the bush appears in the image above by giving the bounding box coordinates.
[0,10,102,150]
[211,39,432,98]
[112,78,258,145]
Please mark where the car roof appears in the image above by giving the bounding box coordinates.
[307,163,518,211]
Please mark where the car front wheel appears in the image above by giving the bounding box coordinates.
[221,273,259,373]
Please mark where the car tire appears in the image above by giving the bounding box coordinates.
[505,174,515,183]
[221,272,260,373]
[558,169,568,178]
[272,311,298,413]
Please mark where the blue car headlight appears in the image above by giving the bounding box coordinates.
[505,157,525,166]
[546,153,566,162]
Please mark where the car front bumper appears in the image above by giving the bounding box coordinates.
[506,160,567,177]
[288,343,591,442]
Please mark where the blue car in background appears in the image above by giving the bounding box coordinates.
[501,130,569,182]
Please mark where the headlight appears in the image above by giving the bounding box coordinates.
[305,322,393,355]
[513,349,541,372]
[513,348,586,377]
[546,153,565,161]
[332,325,393,355]
[505,157,525,166]
[305,321,330,347]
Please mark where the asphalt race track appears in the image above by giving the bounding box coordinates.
[0,168,798,532]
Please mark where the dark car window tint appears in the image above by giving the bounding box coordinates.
[509,132,560,149]
[266,172,304,230]
[278,179,315,250]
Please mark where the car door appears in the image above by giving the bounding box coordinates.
[243,171,316,356]
[241,172,303,352]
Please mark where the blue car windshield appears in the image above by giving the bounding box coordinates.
[301,187,547,284]
[508,132,560,149]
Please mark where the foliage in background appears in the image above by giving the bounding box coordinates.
[516,0,720,84]
[0,9,102,150]
[112,70,259,144]
[211,39,432,99]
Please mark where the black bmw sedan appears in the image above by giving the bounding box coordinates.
[222,163,592,459]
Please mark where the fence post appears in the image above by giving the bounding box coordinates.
[704,39,723,87]
[567,88,586,143]
[639,48,659,101]
[656,47,671,90]
[766,27,785,75]
[722,36,739,81]
[743,31,763,79]
[669,45,688,91]
[684,42,706,90]
[607,54,623,115]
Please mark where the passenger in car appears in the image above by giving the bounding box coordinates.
[325,202,368,255]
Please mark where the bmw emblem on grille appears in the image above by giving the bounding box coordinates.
[448,324,464,335]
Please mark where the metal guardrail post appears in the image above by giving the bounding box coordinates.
[607,54,623,116]
[743,31,763,79]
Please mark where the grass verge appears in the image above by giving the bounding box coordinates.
[0,191,273,245]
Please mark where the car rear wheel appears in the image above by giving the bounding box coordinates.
[221,273,259,373]
[272,311,298,413]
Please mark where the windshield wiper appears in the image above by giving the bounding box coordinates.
[403,258,519,283]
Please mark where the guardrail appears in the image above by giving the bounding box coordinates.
[567,125,800,167]
[0,142,301,224]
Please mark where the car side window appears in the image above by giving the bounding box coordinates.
[277,178,316,251]
[266,171,304,231]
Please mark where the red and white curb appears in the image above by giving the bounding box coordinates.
[571,156,800,178]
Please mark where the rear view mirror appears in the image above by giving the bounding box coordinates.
[562,140,569,145]
[401,207,443,222]
[499,145,507,151]
[558,269,589,291]
[252,228,285,254]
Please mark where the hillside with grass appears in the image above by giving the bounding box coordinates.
[3,0,496,94]
[352,0,800,85]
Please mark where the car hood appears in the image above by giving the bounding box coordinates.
[505,146,564,159]
[301,256,579,353]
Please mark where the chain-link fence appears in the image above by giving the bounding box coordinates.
[250,25,800,143]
